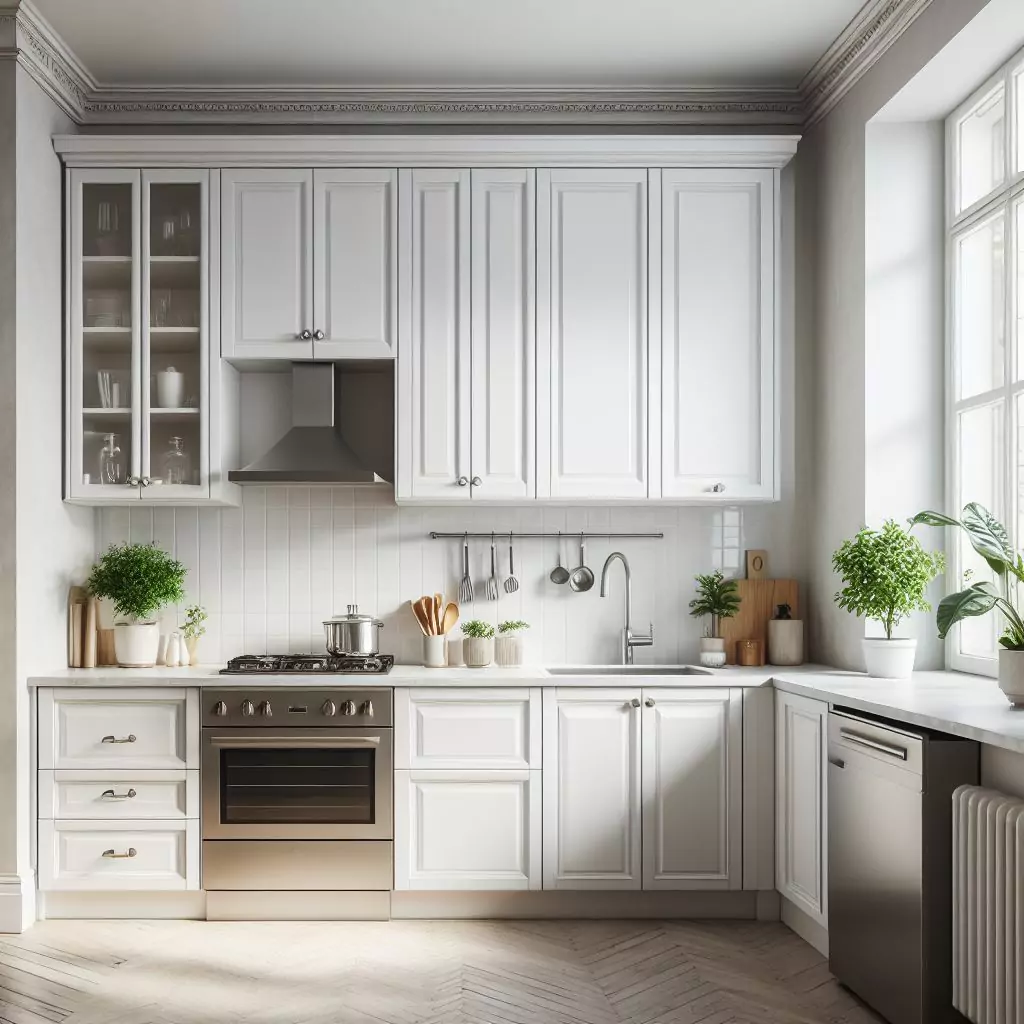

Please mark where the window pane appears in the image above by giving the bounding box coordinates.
[1017,68,1024,174]
[957,83,1006,213]
[958,402,1004,659]
[955,213,1006,399]
[1018,199,1024,379]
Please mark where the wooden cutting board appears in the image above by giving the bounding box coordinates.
[720,579,799,665]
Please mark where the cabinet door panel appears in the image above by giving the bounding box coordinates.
[661,170,775,499]
[470,170,536,499]
[221,170,313,360]
[775,691,828,924]
[543,689,641,889]
[642,689,742,890]
[537,171,648,499]
[397,170,471,500]
[313,169,396,359]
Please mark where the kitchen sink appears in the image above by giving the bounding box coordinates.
[546,665,713,676]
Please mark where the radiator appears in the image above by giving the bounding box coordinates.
[953,785,1024,1024]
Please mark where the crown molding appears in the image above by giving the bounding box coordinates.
[800,0,934,125]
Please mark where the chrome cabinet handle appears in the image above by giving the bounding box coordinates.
[471,476,482,487]
[102,848,137,859]
[126,476,140,487]
[645,698,656,707]
[629,698,641,708]
[101,734,136,744]
[457,476,469,486]
[838,728,908,761]
[361,700,374,718]
[828,758,846,769]
[141,477,151,487]
[298,329,312,340]
[101,788,137,800]
[260,700,273,718]
[313,329,325,340]
[711,483,726,493]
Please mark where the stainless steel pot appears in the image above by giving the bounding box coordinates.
[323,605,383,656]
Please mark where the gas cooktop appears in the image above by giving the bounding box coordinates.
[221,654,394,675]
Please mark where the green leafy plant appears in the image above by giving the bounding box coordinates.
[911,502,1024,649]
[832,520,945,640]
[461,620,495,639]
[497,620,530,634]
[87,543,186,623]
[688,571,741,638]
[181,604,207,640]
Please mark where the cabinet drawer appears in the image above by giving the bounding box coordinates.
[39,820,199,891]
[395,688,540,769]
[39,770,197,820]
[39,689,198,770]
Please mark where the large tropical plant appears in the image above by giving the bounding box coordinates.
[910,503,1024,649]
[688,571,741,639]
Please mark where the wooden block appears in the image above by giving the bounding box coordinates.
[720,579,799,665]
[67,585,88,668]
[96,628,117,667]
[746,550,768,579]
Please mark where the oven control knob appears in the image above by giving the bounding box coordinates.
[321,700,337,717]
[361,700,374,718]
[241,700,255,717]
[213,701,228,717]
[341,700,356,717]
[260,700,273,718]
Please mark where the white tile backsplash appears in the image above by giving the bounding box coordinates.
[95,487,794,666]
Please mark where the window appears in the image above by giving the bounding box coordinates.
[948,50,1024,673]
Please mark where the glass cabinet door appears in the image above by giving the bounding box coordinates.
[142,171,209,499]
[70,170,141,499]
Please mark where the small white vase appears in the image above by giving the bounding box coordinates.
[998,649,1024,706]
[114,621,160,668]
[423,635,446,668]
[464,637,494,669]
[862,637,917,679]
[699,636,727,669]
[768,619,804,666]
[495,635,524,667]
[446,637,463,667]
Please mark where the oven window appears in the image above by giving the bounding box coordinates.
[219,747,375,825]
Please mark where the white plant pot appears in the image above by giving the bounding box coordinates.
[495,635,524,667]
[114,621,160,668]
[998,649,1024,706]
[699,636,727,669]
[463,637,494,669]
[862,637,917,679]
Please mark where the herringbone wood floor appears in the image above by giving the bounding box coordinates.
[0,920,884,1024]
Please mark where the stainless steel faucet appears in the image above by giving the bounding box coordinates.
[599,552,653,665]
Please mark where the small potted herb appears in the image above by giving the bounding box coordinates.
[832,519,945,679]
[461,620,496,668]
[87,543,187,667]
[689,570,741,667]
[181,605,207,666]
[496,620,529,667]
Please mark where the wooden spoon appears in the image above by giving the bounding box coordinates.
[441,602,459,636]
[433,592,444,635]
[410,598,431,636]
[419,596,438,635]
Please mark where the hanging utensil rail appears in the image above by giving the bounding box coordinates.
[429,531,664,540]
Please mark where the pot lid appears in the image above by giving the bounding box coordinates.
[326,604,382,625]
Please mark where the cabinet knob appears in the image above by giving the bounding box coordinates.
[322,699,337,717]
[629,698,641,708]
[645,698,656,707]
[313,329,325,340]
[126,476,140,487]
[711,482,726,493]
[471,476,482,487]
[361,700,374,718]
[260,700,273,718]
[213,701,228,717]
[241,700,255,717]
[141,477,151,487]
[457,476,469,487]
[341,700,356,717]
[298,329,312,341]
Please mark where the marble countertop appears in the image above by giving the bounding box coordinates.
[28,663,1024,754]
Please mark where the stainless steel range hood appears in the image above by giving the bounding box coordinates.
[229,363,387,485]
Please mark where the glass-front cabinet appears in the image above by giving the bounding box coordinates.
[68,169,220,503]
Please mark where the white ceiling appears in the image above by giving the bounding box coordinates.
[33,0,865,90]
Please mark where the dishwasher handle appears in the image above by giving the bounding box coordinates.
[839,727,909,761]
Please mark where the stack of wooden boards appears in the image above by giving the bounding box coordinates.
[720,579,799,665]
[67,586,115,667]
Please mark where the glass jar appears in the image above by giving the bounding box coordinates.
[162,436,191,486]
[98,433,123,485]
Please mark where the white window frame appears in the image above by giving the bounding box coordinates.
[946,48,1024,675]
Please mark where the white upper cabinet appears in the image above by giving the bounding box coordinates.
[313,169,397,359]
[220,170,314,361]
[658,169,776,500]
[537,170,649,500]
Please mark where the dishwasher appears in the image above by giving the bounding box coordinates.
[827,709,978,1024]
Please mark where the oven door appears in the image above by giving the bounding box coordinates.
[202,728,392,840]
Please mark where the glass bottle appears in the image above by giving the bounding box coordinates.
[98,433,123,485]
[162,436,191,486]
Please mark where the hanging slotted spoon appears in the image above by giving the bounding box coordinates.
[486,534,499,601]
[504,534,519,594]
[458,534,474,605]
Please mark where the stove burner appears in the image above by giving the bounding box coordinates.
[221,654,394,675]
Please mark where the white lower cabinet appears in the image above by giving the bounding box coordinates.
[394,770,541,890]
[39,770,197,820]
[775,690,828,925]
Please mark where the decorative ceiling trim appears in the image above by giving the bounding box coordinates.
[4,0,938,130]
[800,0,935,125]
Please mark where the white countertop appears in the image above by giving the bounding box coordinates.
[27,663,1024,754]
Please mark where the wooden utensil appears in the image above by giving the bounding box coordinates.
[442,602,459,635]
[720,579,799,664]
[410,598,432,636]
[433,593,443,634]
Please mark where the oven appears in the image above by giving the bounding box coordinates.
[201,688,393,897]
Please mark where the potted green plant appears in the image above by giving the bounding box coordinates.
[911,502,1024,704]
[496,620,529,667]
[832,520,945,679]
[689,571,741,668]
[87,543,187,667]
[461,620,496,668]
[181,604,207,666]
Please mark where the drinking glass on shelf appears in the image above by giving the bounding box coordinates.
[95,201,121,256]
[152,289,172,328]
[98,433,124,484]
[177,208,195,256]
[162,436,191,486]
[158,215,176,257]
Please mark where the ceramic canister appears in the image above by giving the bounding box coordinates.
[156,368,185,409]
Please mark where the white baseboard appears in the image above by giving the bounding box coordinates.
[206,890,390,921]
[780,895,829,957]
[0,872,35,933]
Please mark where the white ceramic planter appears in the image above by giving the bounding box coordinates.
[768,619,805,666]
[699,636,727,669]
[495,635,524,667]
[463,637,494,669]
[114,621,160,668]
[423,635,446,668]
[998,649,1024,706]
[862,637,917,679]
